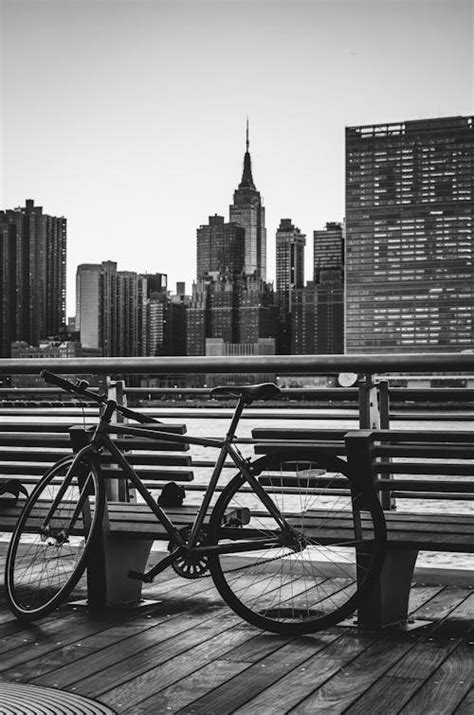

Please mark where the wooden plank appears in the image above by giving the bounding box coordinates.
[0,434,72,447]
[410,586,474,624]
[429,591,474,638]
[387,637,461,680]
[345,674,423,715]
[372,430,474,443]
[29,604,228,690]
[376,445,474,458]
[232,631,374,715]
[407,584,446,615]
[252,428,350,441]
[57,610,243,703]
[101,467,194,482]
[455,686,474,714]
[29,573,259,693]
[290,637,415,713]
[113,630,339,714]
[401,643,474,713]
[130,658,251,714]
[0,422,187,435]
[98,621,257,711]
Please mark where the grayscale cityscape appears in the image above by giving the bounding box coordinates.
[2,115,473,384]
[1,2,474,709]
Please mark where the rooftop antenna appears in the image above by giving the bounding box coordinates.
[246,117,249,152]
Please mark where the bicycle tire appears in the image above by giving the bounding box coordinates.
[208,450,386,635]
[5,453,105,620]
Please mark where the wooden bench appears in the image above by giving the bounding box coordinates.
[0,419,205,607]
[253,426,474,629]
[0,419,249,609]
[345,428,474,628]
[4,419,472,626]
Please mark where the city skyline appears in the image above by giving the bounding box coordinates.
[2,0,472,315]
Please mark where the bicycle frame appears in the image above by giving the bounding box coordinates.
[74,395,292,582]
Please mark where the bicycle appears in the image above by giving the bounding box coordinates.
[5,370,386,635]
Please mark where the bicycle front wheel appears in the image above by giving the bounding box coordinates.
[5,453,105,620]
[208,451,386,635]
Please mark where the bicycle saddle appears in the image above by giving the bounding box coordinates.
[210,383,281,402]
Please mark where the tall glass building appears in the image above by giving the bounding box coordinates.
[345,116,473,353]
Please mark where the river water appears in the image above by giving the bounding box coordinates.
[2,406,474,571]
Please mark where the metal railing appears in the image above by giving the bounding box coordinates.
[1,352,474,513]
[0,352,474,375]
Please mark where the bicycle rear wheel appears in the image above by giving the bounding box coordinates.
[5,453,105,620]
[208,451,386,635]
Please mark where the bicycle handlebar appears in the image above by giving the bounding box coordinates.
[40,370,161,425]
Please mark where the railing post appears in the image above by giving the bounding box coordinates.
[358,376,395,510]
[106,378,129,502]
[358,374,381,429]
[377,379,395,510]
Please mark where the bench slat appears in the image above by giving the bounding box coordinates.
[0,422,188,434]
[376,444,474,459]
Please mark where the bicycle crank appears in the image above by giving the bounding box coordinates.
[168,526,210,579]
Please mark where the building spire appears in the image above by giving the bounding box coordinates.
[239,118,256,190]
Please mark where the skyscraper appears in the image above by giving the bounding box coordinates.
[190,124,275,360]
[313,222,344,354]
[76,264,101,349]
[345,115,473,353]
[0,199,66,357]
[275,218,306,353]
[229,121,267,279]
[276,219,306,295]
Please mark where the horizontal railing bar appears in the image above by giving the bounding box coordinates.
[0,408,360,420]
[2,385,474,402]
[389,491,474,501]
[2,352,474,375]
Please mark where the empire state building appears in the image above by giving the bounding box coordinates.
[229,122,267,280]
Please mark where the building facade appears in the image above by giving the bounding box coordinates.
[76,262,169,357]
[76,264,101,349]
[0,199,66,357]
[275,218,306,353]
[313,222,344,354]
[345,115,474,353]
[196,215,245,279]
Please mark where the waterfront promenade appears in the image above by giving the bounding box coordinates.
[1,354,473,711]
[0,544,473,714]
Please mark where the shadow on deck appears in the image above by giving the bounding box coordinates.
[0,545,473,714]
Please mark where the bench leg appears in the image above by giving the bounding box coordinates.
[356,549,419,628]
[87,534,154,609]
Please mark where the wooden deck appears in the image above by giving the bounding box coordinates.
[0,546,473,714]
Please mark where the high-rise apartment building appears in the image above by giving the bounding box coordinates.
[76,264,101,349]
[76,263,169,357]
[0,199,66,356]
[345,115,473,353]
[229,122,267,279]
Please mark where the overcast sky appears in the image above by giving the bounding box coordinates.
[2,0,473,316]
